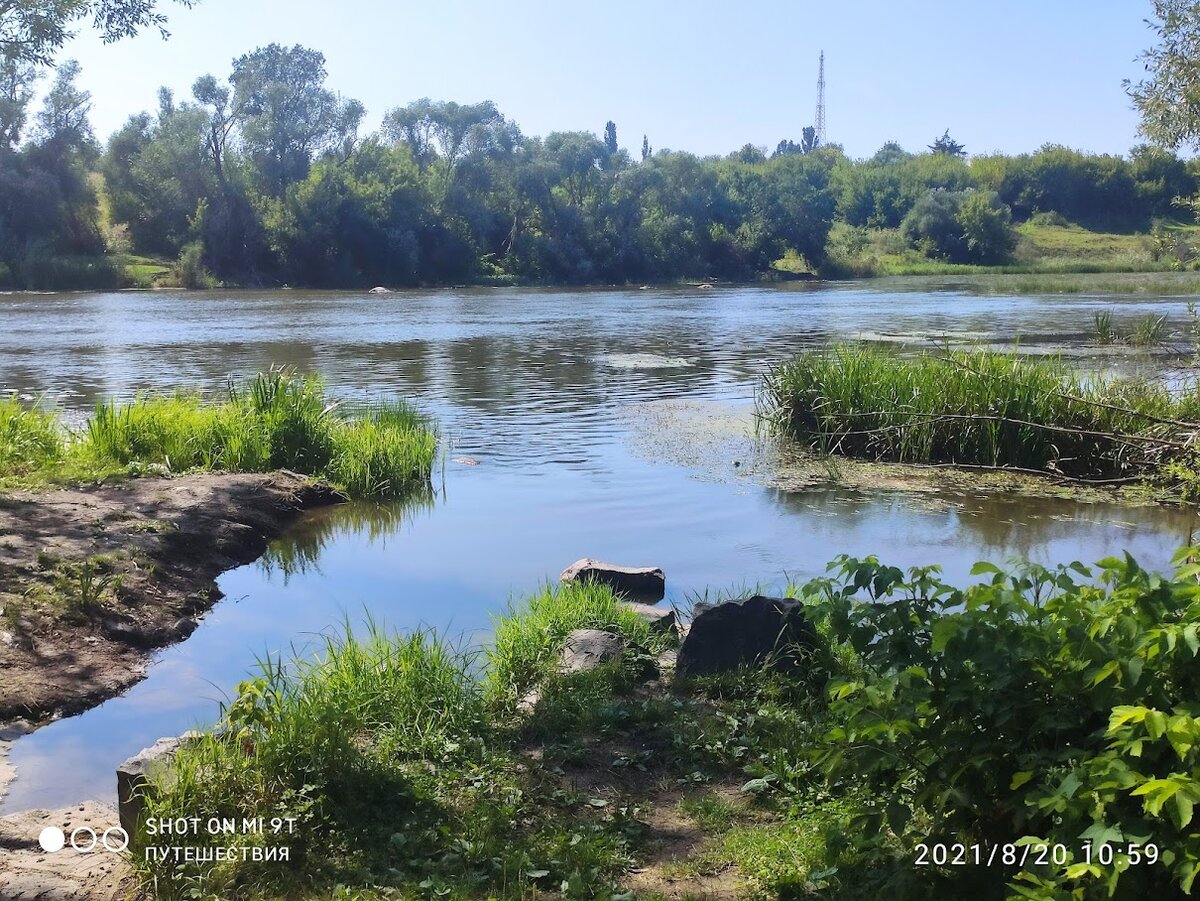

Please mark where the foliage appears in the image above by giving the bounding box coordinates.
[900,189,1017,264]
[1127,2,1200,152]
[0,0,195,67]
[804,549,1200,898]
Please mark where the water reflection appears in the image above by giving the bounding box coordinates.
[2,285,1199,810]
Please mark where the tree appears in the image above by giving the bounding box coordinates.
[0,56,37,151]
[1128,1,1200,150]
[231,44,363,197]
[34,59,95,159]
[382,98,517,202]
[0,0,196,67]
[603,120,617,156]
[929,129,966,158]
[956,189,1016,263]
[801,125,818,154]
[641,134,651,161]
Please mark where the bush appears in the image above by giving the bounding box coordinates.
[805,549,1200,897]
[901,189,1017,264]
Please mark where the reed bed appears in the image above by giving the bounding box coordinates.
[0,370,437,497]
[759,345,1200,482]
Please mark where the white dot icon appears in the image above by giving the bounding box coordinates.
[38,826,65,853]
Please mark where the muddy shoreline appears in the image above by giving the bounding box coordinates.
[0,471,342,730]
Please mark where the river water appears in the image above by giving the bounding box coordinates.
[1,282,1198,810]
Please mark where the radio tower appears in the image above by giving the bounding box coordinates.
[814,51,827,147]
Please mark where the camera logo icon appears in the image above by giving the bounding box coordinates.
[38,824,129,853]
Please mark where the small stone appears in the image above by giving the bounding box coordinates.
[620,601,676,634]
[559,629,624,674]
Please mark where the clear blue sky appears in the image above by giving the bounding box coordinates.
[54,0,1161,160]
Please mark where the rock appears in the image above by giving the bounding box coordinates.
[559,628,624,674]
[676,595,816,678]
[620,600,676,634]
[171,617,198,639]
[368,286,390,294]
[560,558,665,601]
[116,732,198,835]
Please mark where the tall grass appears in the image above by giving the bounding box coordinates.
[760,345,1200,480]
[0,396,65,475]
[137,583,653,899]
[1,371,437,497]
[485,580,658,705]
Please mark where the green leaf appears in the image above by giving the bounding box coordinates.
[970,561,1003,575]
[1185,624,1199,656]
[1091,660,1120,687]
[1174,792,1195,829]
[1010,771,1034,790]
[525,870,550,879]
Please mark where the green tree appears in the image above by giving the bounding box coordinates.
[956,189,1016,263]
[603,120,617,156]
[929,129,966,158]
[1128,1,1200,150]
[0,56,37,151]
[0,0,195,66]
[230,43,363,197]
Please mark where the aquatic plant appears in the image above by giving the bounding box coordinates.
[759,344,1200,484]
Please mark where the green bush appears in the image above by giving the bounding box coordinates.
[805,550,1200,897]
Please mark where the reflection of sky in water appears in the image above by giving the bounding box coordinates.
[2,285,1199,811]
[5,453,1196,812]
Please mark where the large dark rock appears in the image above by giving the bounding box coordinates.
[676,595,815,678]
[560,558,666,601]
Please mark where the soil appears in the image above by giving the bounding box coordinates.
[0,801,132,900]
[0,471,342,732]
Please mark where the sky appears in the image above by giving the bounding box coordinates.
[52,0,1162,160]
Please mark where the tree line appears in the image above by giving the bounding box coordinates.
[2,43,1199,288]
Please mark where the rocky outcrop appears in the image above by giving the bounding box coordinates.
[676,595,815,678]
[560,559,666,601]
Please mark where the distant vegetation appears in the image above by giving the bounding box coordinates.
[3,40,1200,289]
[0,370,437,497]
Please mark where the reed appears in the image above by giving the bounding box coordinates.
[759,345,1200,481]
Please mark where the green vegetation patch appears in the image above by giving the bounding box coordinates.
[0,370,437,498]
[760,345,1200,489]
[135,549,1200,899]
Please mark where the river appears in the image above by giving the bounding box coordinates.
[1,282,1197,810]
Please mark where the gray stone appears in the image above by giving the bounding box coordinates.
[560,559,665,601]
[116,732,198,835]
[368,286,390,294]
[620,600,676,634]
[676,595,816,678]
[559,628,624,673]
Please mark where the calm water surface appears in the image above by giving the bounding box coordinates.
[1,283,1197,810]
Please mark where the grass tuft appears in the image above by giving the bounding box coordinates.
[0,370,438,498]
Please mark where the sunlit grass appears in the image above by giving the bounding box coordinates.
[0,371,438,497]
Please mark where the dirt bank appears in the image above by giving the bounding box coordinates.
[0,472,342,730]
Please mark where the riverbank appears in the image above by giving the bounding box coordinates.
[0,472,342,731]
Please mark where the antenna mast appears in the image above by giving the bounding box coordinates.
[815,51,827,146]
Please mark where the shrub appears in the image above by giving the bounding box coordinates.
[804,549,1200,897]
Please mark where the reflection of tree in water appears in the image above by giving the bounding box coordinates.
[767,486,1199,563]
[258,487,437,582]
